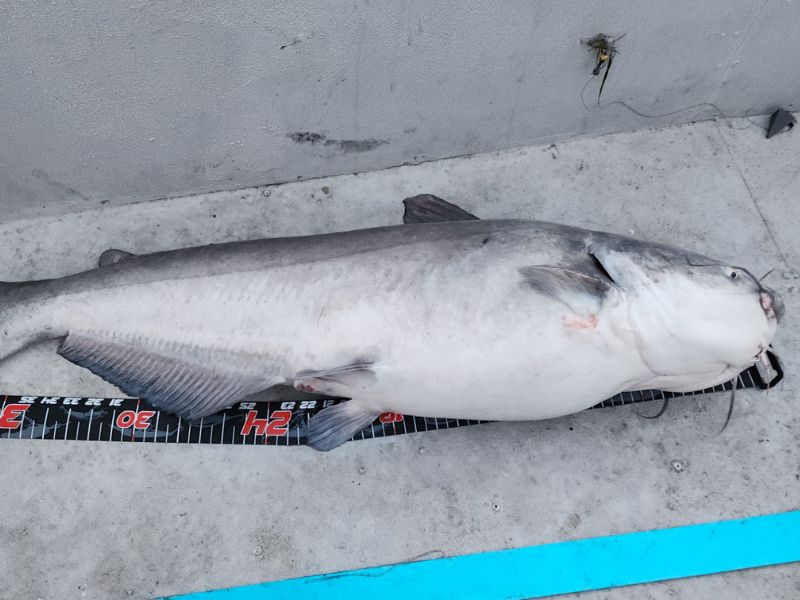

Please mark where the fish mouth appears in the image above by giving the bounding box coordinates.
[759,288,784,323]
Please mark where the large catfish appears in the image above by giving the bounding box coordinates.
[0,196,782,450]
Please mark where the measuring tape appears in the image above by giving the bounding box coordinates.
[0,352,783,447]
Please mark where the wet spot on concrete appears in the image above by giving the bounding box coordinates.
[565,512,581,529]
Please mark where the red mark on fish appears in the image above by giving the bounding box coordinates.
[564,314,598,330]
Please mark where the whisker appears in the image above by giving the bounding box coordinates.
[639,397,669,419]
[718,378,736,434]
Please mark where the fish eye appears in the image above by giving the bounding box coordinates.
[729,269,738,279]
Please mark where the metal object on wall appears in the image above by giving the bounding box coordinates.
[766,109,795,138]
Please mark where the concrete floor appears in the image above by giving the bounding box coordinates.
[0,117,798,599]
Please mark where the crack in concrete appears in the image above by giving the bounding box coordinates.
[714,122,790,270]
[31,169,91,202]
[710,0,770,106]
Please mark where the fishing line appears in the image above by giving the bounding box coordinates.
[579,76,769,132]
[719,376,737,434]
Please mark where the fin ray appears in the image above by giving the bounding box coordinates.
[58,332,279,420]
[520,266,611,313]
[306,401,380,451]
[294,361,375,396]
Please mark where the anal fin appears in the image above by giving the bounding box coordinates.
[519,265,611,314]
[306,401,380,451]
[58,331,280,421]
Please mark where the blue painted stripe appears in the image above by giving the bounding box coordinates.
[163,511,800,600]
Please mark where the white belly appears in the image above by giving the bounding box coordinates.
[44,246,651,422]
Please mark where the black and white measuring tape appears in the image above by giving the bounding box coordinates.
[0,353,783,447]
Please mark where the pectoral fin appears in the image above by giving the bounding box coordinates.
[293,360,375,396]
[587,247,647,289]
[520,266,611,314]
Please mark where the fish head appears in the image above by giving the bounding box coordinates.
[590,235,782,381]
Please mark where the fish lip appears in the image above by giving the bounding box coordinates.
[772,294,785,323]
[759,288,784,323]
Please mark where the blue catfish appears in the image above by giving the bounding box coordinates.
[0,196,782,450]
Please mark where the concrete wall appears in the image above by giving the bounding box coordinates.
[1,1,797,220]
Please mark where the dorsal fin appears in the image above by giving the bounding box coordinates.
[402,194,480,224]
[98,249,135,268]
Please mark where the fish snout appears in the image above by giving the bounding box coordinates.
[759,288,784,323]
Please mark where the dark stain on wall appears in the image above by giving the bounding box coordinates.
[287,132,387,153]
